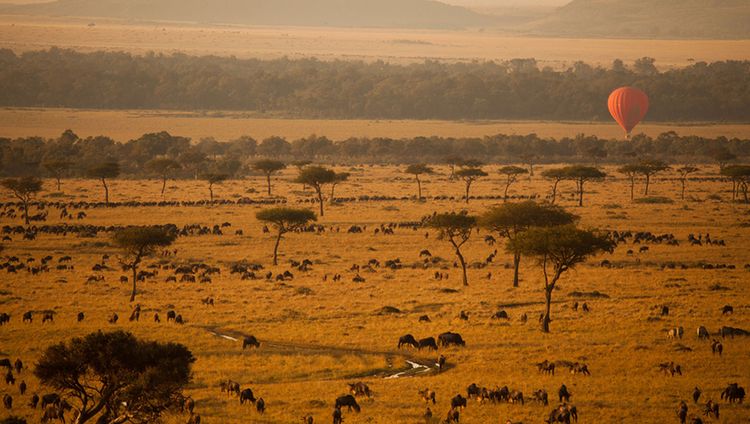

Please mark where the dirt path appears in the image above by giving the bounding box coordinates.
[202,326,439,380]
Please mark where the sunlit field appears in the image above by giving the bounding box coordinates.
[1,165,748,423]
[1,15,750,69]
[3,108,750,142]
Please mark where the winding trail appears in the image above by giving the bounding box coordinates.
[202,326,439,380]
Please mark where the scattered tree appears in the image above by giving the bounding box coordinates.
[256,208,317,265]
[560,166,606,207]
[444,156,463,180]
[34,330,194,423]
[202,173,228,202]
[498,166,528,201]
[708,146,736,171]
[178,150,207,179]
[405,164,434,200]
[721,165,750,203]
[42,160,72,191]
[509,225,614,332]
[113,226,176,302]
[251,160,286,196]
[455,168,488,204]
[87,162,120,206]
[519,153,537,176]
[617,164,642,200]
[541,168,566,204]
[294,166,337,216]
[637,160,670,195]
[145,158,181,196]
[330,172,350,203]
[676,166,699,200]
[1,177,43,225]
[427,212,476,286]
[480,201,577,287]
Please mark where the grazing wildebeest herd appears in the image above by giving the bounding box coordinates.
[0,166,748,423]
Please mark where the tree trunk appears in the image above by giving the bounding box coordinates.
[266,174,272,196]
[644,175,651,195]
[22,200,29,225]
[504,179,511,201]
[512,253,520,287]
[464,181,471,204]
[541,286,552,333]
[680,179,686,200]
[330,184,336,204]
[102,178,109,205]
[578,179,584,207]
[550,180,559,204]
[56,176,61,191]
[456,248,468,286]
[161,176,167,196]
[416,175,422,200]
[273,231,282,265]
[316,187,324,216]
[209,184,214,202]
[130,264,138,302]
[629,177,635,200]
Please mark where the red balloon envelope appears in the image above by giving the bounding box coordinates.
[608,87,649,137]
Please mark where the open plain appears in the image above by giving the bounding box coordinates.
[0,165,749,423]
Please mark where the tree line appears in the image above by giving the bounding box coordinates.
[0,49,749,121]
[2,129,749,179]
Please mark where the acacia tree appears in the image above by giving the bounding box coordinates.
[456,168,488,204]
[1,177,43,225]
[444,156,463,180]
[708,146,736,171]
[479,201,577,287]
[541,168,566,204]
[498,166,528,201]
[617,164,642,200]
[509,225,614,333]
[43,160,72,191]
[405,164,434,200]
[637,160,670,195]
[677,166,699,200]
[113,226,176,302]
[560,166,606,207]
[178,150,207,180]
[252,160,286,196]
[428,213,476,287]
[721,165,750,203]
[256,208,316,265]
[294,166,336,216]
[330,172,350,203]
[88,162,120,206]
[34,330,194,424]
[145,158,181,197]
[202,173,228,202]
[519,153,537,177]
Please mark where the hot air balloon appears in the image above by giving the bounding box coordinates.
[608,87,649,138]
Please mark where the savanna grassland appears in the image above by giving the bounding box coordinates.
[3,108,750,142]
[1,165,749,423]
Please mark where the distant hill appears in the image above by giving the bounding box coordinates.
[526,0,750,39]
[0,0,496,29]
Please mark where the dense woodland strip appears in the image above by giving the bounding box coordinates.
[1,130,748,178]
[1,48,749,121]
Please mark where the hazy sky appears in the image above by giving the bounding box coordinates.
[0,0,572,5]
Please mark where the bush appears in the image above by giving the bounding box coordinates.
[634,196,674,204]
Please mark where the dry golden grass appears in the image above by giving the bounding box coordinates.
[2,108,750,141]
[1,165,749,423]
[1,15,750,69]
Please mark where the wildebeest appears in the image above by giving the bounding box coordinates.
[186,413,201,424]
[243,335,260,349]
[19,380,26,395]
[418,337,438,351]
[0,359,11,370]
[491,310,509,320]
[348,382,372,398]
[558,385,571,403]
[537,360,555,375]
[444,407,460,423]
[418,315,431,323]
[22,311,32,323]
[711,339,723,355]
[466,383,481,399]
[13,359,22,374]
[77,312,85,322]
[659,361,682,376]
[721,383,745,403]
[419,388,436,404]
[677,400,688,424]
[220,380,240,396]
[335,394,361,412]
[398,334,419,349]
[175,314,184,324]
[5,370,15,385]
[693,387,701,403]
[30,393,39,409]
[437,355,446,372]
[256,397,265,413]
[42,312,54,323]
[667,327,684,339]
[41,393,61,409]
[183,397,195,414]
[0,313,10,325]
[2,394,11,409]
[108,313,118,324]
[546,404,578,423]
[703,400,719,419]
[696,326,709,339]
[721,305,733,315]
[510,390,524,405]
[720,326,750,338]
[438,332,465,347]
[332,407,342,424]
[532,389,549,406]
[450,394,467,409]
[240,388,257,405]
[167,310,177,322]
